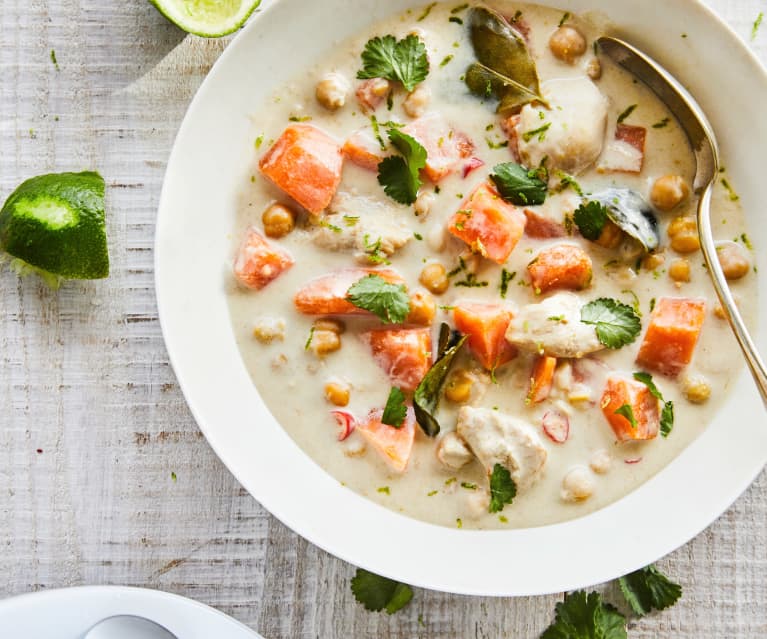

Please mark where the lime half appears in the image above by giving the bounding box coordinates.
[149,0,261,38]
[0,171,109,287]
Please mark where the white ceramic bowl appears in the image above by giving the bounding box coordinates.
[155,0,767,595]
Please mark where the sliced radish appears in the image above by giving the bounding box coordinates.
[462,157,485,178]
[624,457,643,465]
[542,410,569,443]
[331,410,356,441]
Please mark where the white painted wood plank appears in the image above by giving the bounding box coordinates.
[0,0,765,636]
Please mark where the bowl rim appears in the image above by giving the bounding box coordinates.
[155,0,767,596]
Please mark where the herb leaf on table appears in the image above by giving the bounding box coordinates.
[351,568,414,614]
[618,564,682,616]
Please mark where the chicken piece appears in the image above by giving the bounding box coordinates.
[310,193,412,260]
[505,292,604,358]
[516,77,608,175]
[456,406,547,492]
[436,432,474,470]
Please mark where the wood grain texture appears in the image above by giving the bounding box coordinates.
[1,0,766,636]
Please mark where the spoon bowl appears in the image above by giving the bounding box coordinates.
[84,615,178,639]
[598,35,767,405]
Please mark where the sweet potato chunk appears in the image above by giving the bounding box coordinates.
[448,181,527,264]
[402,114,473,183]
[601,374,659,442]
[526,355,557,404]
[527,244,593,294]
[294,268,405,316]
[233,227,294,290]
[453,302,516,370]
[360,327,432,392]
[356,407,416,473]
[342,129,385,172]
[259,124,343,214]
[636,297,706,377]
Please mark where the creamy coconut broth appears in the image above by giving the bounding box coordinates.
[227,2,757,529]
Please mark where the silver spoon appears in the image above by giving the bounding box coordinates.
[598,36,767,406]
[83,615,178,639]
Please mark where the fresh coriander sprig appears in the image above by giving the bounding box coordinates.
[347,274,410,324]
[377,128,427,205]
[350,568,413,614]
[381,387,407,428]
[618,564,682,616]
[541,590,627,639]
[357,34,429,92]
[489,162,548,206]
[488,463,516,513]
[581,298,642,349]
[573,200,609,240]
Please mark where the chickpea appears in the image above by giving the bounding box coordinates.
[419,262,449,295]
[324,380,350,406]
[594,219,623,249]
[586,57,602,80]
[651,174,690,211]
[549,26,587,64]
[561,466,595,502]
[642,252,665,271]
[313,318,345,334]
[262,203,296,238]
[252,316,286,343]
[716,241,751,280]
[407,290,436,326]
[667,216,700,253]
[309,329,341,356]
[589,450,612,475]
[403,86,431,118]
[414,190,435,218]
[315,72,350,111]
[714,303,727,320]
[669,258,691,283]
[682,374,711,404]
[445,369,474,403]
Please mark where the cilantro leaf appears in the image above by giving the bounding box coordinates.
[580,298,642,349]
[382,387,407,428]
[660,400,674,438]
[377,128,427,205]
[618,564,682,617]
[633,372,674,437]
[357,34,429,92]
[351,568,414,614]
[614,404,637,429]
[489,162,548,206]
[573,201,609,241]
[347,274,410,324]
[541,590,627,639]
[488,463,516,513]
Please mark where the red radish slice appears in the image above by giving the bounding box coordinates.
[624,457,643,465]
[542,410,569,443]
[462,157,485,178]
[331,410,356,441]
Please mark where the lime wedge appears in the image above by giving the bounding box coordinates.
[149,0,261,38]
[0,171,109,287]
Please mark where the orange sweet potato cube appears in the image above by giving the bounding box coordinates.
[233,226,294,290]
[453,302,516,370]
[259,124,343,214]
[527,244,593,294]
[448,181,527,264]
[360,327,432,392]
[342,129,386,172]
[293,268,405,316]
[526,355,557,404]
[636,297,706,377]
[356,407,416,473]
[601,374,660,442]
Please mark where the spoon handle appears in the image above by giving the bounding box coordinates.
[698,186,767,406]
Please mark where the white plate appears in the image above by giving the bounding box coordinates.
[0,586,263,638]
[155,0,767,596]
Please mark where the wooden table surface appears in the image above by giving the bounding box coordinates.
[2,1,766,636]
